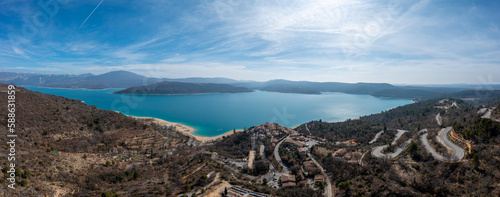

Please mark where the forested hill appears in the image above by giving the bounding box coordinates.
[295,97,500,196]
[234,80,468,98]
[295,98,500,144]
[0,83,232,196]
[4,70,500,99]
[0,71,242,89]
[114,81,253,95]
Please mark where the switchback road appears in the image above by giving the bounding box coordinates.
[369,130,384,144]
[421,127,464,161]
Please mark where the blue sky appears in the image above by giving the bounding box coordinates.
[1,0,499,84]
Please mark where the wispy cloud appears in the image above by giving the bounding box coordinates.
[0,0,499,84]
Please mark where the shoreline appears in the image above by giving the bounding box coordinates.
[23,86,418,100]
[127,115,243,143]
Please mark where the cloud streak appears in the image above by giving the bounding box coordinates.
[79,0,104,29]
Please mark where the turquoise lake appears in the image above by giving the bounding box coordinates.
[24,87,412,137]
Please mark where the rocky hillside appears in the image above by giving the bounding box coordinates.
[0,84,165,153]
[0,84,208,196]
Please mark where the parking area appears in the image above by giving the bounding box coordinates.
[218,157,248,168]
[304,140,319,150]
[230,186,268,197]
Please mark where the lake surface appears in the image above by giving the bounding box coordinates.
[24,87,412,137]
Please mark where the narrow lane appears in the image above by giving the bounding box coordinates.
[421,133,447,161]
[369,130,384,144]
[392,129,408,145]
[372,129,426,159]
[421,127,464,161]
[305,123,312,135]
[372,139,412,159]
[210,154,257,180]
[482,109,492,119]
[435,113,441,126]
[438,127,464,160]
[477,108,487,114]
[274,135,290,174]
[308,153,333,197]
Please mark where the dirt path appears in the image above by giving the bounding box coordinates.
[205,181,232,197]
[182,164,206,179]
[248,151,255,169]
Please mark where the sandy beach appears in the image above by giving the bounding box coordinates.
[128,115,242,143]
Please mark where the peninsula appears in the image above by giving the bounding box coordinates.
[114,81,253,95]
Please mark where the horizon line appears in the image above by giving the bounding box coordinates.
[2,70,500,86]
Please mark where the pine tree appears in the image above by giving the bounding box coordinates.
[133,171,140,179]
[471,153,479,168]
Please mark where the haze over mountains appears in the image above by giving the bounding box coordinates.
[0,71,246,89]
[1,70,499,99]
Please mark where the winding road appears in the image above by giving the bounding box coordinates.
[259,142,280,188]
[372,129,426,159]
[478,108,487,114]
[305,123,312,135]
[421,133,447,160]
[431,111,465,161]
[435,113,442,126]
[372,126,464,161]
[482,109,492,119]
[438,127,464,160]
[371,101,467,162]
[392,129,408,145]
[372,140,412,159]
[308,153,333,197]
[274,135,290,174]
[369,130,384,144]
[421,127,464,161]
[479,107,500,122]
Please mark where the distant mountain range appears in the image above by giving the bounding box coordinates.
[2,70,499,99]
[0,71,155,89]
[234,80,470,99]
[0,71,243,89]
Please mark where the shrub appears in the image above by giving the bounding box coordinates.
[20,179,28,186]
[101,191,120,197]
[133,171,140,179]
